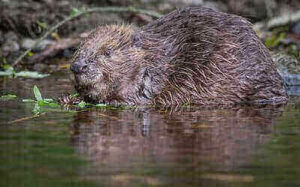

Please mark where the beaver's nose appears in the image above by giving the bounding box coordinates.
[70,60,88,73]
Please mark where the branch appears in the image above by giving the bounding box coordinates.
[8,112,46,124]
[12,6,162,67]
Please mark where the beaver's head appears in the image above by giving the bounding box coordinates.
[70,25,148,105]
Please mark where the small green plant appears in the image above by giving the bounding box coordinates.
[22,85,133,116]
[77,101,87,109]
[288,44,300,59]
[265,32,286,48]
[36,20,48,29]
[71,8,82,16]
[23,85,59,115]
[0,57,11,70]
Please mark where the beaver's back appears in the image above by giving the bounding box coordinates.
[133,7,288,106]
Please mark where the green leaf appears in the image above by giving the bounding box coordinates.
[0,94,17,101]
[48,102,59,107]
[33,102,40,115]
[0,71,12,76]
[15,71,49,78]
[0,67,48,78]
[44,98,54,102]
[1,57,7,64]
[289,45,300,58]
[95,103,107,107]
[71,8,82,16]
[22,99,36,103]
[71,93,79,97]
[38,100,47,106]
[2,64,11,70]
[119,105,134,110]
[0,67,15,76]
[28,51,34,57]
[78,101,86,108]
[36,20,48,29]
[33,85,43,101]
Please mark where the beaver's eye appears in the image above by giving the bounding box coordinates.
[104,49,112,57]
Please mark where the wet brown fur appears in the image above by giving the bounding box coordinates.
[71,7,288,107]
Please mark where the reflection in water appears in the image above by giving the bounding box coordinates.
[70,106,284,185]
[1,73,298,187]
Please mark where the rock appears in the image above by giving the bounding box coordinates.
[1,31,20,57]
[33,63,58,73]
[4,31,18,41]
[33,63,48,72]
[37,39,54,51]
[273,53,300,74]
[291,21,300,35]
[49,64,58,73]
[273,53,300,86]
[21,38,35,49]
[21,38,54,51]
[1,41,20,57]
[287,86,300,96]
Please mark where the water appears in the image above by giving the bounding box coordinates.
[1,71,300,187]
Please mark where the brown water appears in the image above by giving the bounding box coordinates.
[1,70,300,187]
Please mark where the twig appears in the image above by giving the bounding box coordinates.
[12,6,162,67]
[8,112,46,124]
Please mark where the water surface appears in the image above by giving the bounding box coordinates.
[1,71,300,186]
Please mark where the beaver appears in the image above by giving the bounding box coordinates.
[70,7,288,107]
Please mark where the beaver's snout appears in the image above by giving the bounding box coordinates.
[70,60,88,74]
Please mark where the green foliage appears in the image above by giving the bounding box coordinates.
[1,57,7,64]
[265,32,286,48]
[36,20,48,29]
[0,94,17,101]
[15,71,49,78]
[23,85,60,115]
[21,86,132,114]
[71,93,79,97]
[36,20,48,34]
[0,66,49,78]
[0,57,11,70]
[33,85,43,101]
[0,67,15,76]
[77,101,86,108]
[95,103,107,107]
[288,44,300,59]
[27,51,34,57]
[22,99,35,103]
[71,8,82,16]
[33,102,41,115]
[265,25,299,59]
